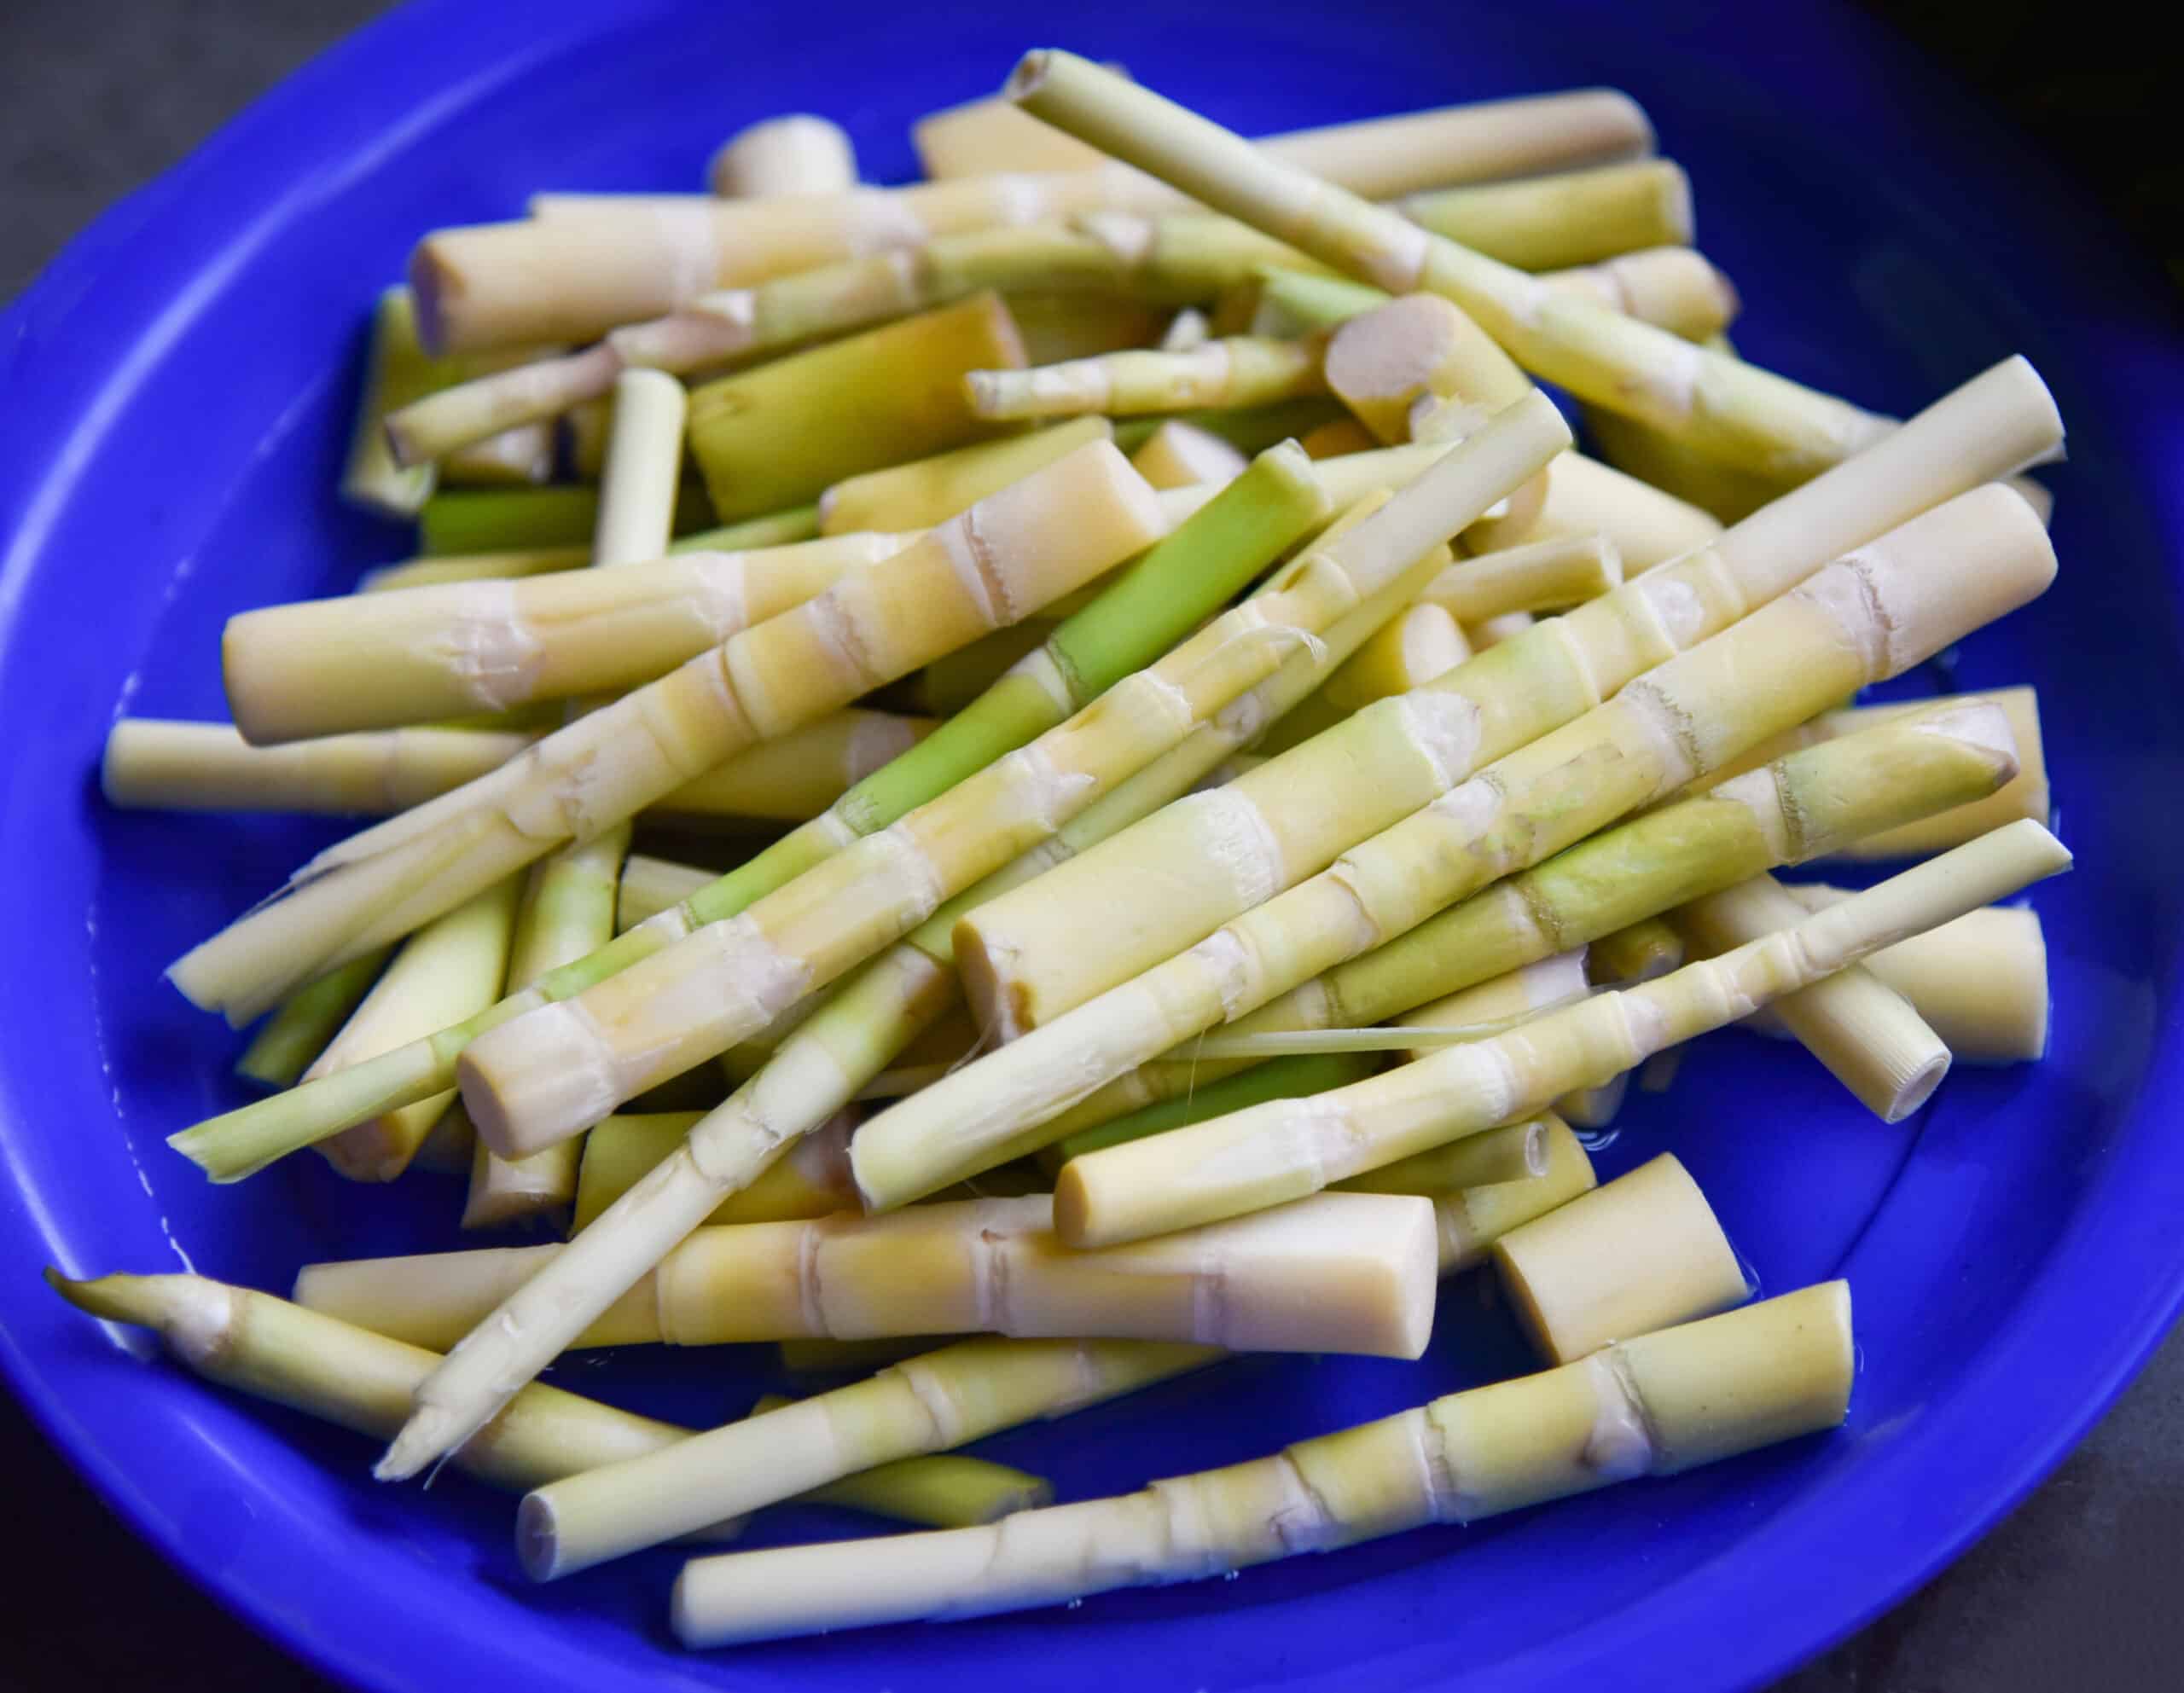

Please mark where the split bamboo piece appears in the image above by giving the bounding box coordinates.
[817,417,1111,534]
[571,1110,855,1234]
[671,1282,1851,1645]
[165,440,1165,1029]
[232,951,391,1089]
[1009,52,1887,478]
[1676,873,1950,1119]
[451,409,1560,1162]
[1055,824,2068,1247]
[863,473,2059,1211]
[165,441,1323,1179]
[965,335,1327,421]
[1589,916,1686,984]
[520,1336,1217,1581]
[1025,684,2024,1140]
[299,1190,1436,1358]
[915,85,1653,194]
[370,462,1531,1478]
[686,292,1025,519]
[305,876,521,1183]
[1421,532,1623,623]
[410,168,1188,353]
[707,115,857,198]
[1767,885,2048,1062]
[1459,444,1722,568]
[1130,421,1248,490]
[1494,1154,1747,1362]
[1396,159,1693,270]
[1693,687,2048,860]
[944,357,2056,1058]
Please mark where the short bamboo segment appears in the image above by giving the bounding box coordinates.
[1589,916,1686,985]
[669,1283,1852,1645]
[1421,532,1623,623]
[1054,826,2067,1247]
[1396,160,1693,270]
[166,441,1165,1030]
[1768,885,2048,1063]
[688,292,1026,519]
[305,876,522,1182]
[707,115,857,197]
[1008,289,1170,363]
[1676,873,1953,1120]
[1008,52,1888,479]
[866,473,2059,1209]
[520,1337,1217,1580]
[1461,448,1722,570]
[1493,1155,1748,1363]
[817,417,1112,534]
[616,858,714,932]
[1324,295,1540,455]
[1130,421,1249,490]
[966,336,1327,422]
[1320,602,1470,713]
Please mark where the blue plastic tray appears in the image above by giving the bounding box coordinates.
[3,3,2181,1689]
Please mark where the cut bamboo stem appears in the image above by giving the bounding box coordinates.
[1765,885,2048,1063]
[818,417,1112,534]
[1325,295,1539,461]
[1676,873,1951,1118]
[360,546,591,593]
[1055,824,2068,1246]
[1396,159,1693,270]
[417,483,712,554]
[411,169,1188,353]
[1396,952,1595,1061]
[746,1394,1050,1527]
[1008,51,1887,478]
[1493,1154,1747,1363]
[669,1282,1851,1645]
[1589,916,1686,985]
[616,857,714,932]
[372,444,1544,1481]
[520,1336,1216,1581]
[688,292,1026,519]
[1008,290,1170,363]
[1320,602,1469,712]
[299,1189,1436,1357]
[232,950,391,1089]
[166,440,1165,1030]
[863,470,2059,1209]
[1045,1051,1382,1165]
[1691,687,2048,860]
[967,335,1326,421]
[1421,532,1623,623]
[916,86,1654,194]
[943,355,2056,1062]
[1130,420,1248,490]
[587,368,688,567]
[707,115,857,198]
[305,876,522,1182]
[1460,446,1722,569]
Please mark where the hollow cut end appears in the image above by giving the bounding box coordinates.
[1003,50,1056,105]
[515,1492,563,1582]
[1880,1047,1953,1123]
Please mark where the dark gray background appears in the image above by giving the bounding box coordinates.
[1,1,2176,1687]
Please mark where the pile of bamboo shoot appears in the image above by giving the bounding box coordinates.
[60,59,2074,1653]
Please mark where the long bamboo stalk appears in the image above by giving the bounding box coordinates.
[1054,824,2068,1246]
[298,1189,1437,1357]
[818,418,1112,535]
[669,1283,1850,1644]
[371,461,1530,1480]
[165,440,1166,1030]
[944,359,2056,1055]
[1008,52,1889,479]
[856,478,2058,1209]
[452,412,1559,1162]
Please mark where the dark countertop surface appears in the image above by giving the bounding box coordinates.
[1,1,2176,1687]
